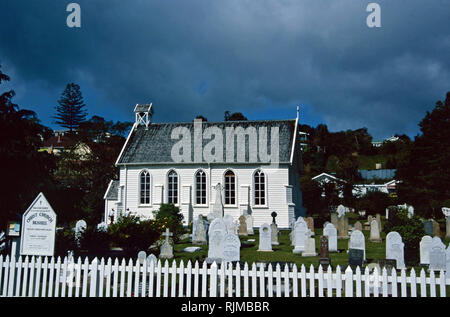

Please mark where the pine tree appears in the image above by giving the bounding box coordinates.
[54,83,87,132]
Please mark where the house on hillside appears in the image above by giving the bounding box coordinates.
[104,104,305,229]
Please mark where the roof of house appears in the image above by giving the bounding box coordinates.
[104,180,120,200]
[311,172,346,183]
[116,119,297,165]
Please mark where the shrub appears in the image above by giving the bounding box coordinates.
[55,228,77,257]
[78,226,110,255]
[355,191,395,216]
[383,207,425,265]
[152,204,185,243]
[108,215,159,255]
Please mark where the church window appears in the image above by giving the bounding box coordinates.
[254,170,266,206]
[168,170,178,204]
[140,170,151,204]
[224,170,236,205]
[195,170,207,205]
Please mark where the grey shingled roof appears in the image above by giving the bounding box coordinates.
[117,120,297,165]
[105,180,119,200]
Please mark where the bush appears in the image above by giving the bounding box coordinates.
[108,215,159,255]
[384,207,425,265]
[55,228,77,257]
[355,191,395,216]
[152,204,185,243]
[78,226,110,255]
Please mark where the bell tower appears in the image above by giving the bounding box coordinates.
[134,103,153,130]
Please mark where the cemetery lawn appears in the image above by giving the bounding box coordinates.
[171,228,389,269]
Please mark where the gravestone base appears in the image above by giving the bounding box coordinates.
[338,236,349,239]
[292,247,303,254]
[271,242,280,246]
[369,238,382,243]
[192,241,207,246]
[257,249,273,252]
[205,257,223,264]
[302,251,317,257]
[319,258,331,268]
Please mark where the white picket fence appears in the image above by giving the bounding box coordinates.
[0,254,449,298]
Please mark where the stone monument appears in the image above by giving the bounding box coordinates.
[369,219,382,242]
[258,223,273,252]
[385,231,405,269]
[159,228,174,259]
[213,183,224,218]
[238,215,248,236]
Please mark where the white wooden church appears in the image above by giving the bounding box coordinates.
[104,104,304,229]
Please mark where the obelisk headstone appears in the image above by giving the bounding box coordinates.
[213,183,224,218]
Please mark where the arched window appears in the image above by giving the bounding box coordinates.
[254,170,265,206]
[195,170,207,205]
[224,170,236,205]
[140,170,151,204]
[167,170,178,204]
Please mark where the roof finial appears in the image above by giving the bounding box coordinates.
[296,105,300,121]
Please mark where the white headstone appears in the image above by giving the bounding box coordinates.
[222,233,241,262]
[323,223,338,252]
[223,215,234,233]
[147,254,158,265]
[337,205,347,218]
[97,222,108,232]
[246,215,254,235]
[192,215,207,245]
[258,223,272,252]
[20,193,57,256]
[207,218,227,261]
[348,230,366,261]
[159,228,174,259]
[138,251,147,264]
[270,223,279,245]
[75,220,87,243]
[386,231,405,269]
[429,236,446,271]
[369,220,382,242]
[213,183,224,218]
[420,236,433,265]
[302,237,317,257]
[293,219,308,254]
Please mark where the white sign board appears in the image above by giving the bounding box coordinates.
[20,193,57,256]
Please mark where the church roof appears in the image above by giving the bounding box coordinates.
[116,119,298,165]
[104,180,119,200]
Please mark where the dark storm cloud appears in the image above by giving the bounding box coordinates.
[0,0,449,139]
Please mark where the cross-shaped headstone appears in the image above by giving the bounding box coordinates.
[162,228,173,243]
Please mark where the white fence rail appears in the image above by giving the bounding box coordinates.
[0,255,449,297]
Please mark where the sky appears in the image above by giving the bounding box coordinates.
[0,0,449,140]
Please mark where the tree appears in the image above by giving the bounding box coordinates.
[0,65,55,230]
[54,83,87,132]
[396,92,450,218]
[194,115,207,121]
[224,111,248,121]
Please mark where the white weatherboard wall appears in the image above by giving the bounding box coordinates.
[120,164,294,228]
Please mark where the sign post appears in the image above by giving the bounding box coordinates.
[20,193,57,257]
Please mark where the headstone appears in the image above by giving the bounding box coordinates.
[270,223,279,245]
[323,221,330,228]
[212,183,224,218]
[147,254,157,266]
[348,249,364,268]
[238,215,248,236]
[446,246,450,276]
[442,208,450,238]
[375,213,382,232]
[385,231,405,269]
[336,205,346,218]
[192,215,208,245]
[182,246,202,253]
[293,219,308,254]
[432,219,441,237]
[207,213,216,223]
[323,223,338,252]
[74,220,87,247]
[137,251,147,264]
[407,205,414,219]
[319,236,331,267]
[337,214,349,239]
[271,211,278,224]
[423,220,433,236]
[377,259,396,275]
[348,230,366,261]
[354,221,362,232]
[429,237,446,271]
[20,193,57,256]
[222,233,241,262]
[207,218,227,262]
[97,222,108,232]
[306,217,315,236]
[290,218,299,246]
[223,215,234,233]
[330,212,338,230]
[385,208,389,220]
[302,237,317,257]
[159,228,174,259]
[258,223,273,252]
[246,214,254,235]
[369,220,382,242]
[419,236,433,265]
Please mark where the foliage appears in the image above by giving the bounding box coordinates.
[355,191,396,216]
[152,204,186,243]
[53,83,87,132]
[0,65,56,230]
[224,111,248,121]
[396,92,450,219]
[383,208,425,265]
[77,226,110,254]
[54,228,77,257]
[194,115,207,121]
[108,215,159,254]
